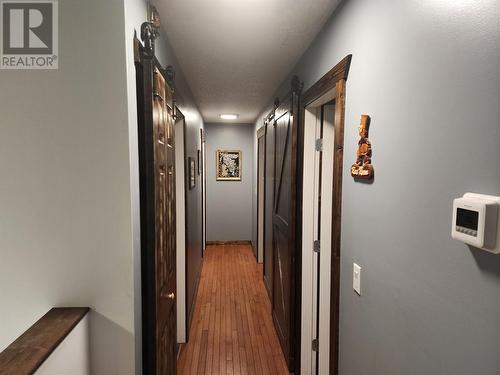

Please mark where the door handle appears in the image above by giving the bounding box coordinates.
[167,292,175,300]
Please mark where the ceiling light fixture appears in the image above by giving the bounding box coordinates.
[219,113,239,120]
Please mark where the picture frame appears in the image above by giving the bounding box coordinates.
[188,157,196,189]
[216,149,242,181]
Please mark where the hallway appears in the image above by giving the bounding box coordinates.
[177,244,291,375]
[0,1,498,374]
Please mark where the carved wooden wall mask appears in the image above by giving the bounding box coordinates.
[351,114,374,180]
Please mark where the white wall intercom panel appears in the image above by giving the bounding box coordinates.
[451,193,500,254]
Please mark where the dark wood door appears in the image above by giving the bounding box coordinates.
[135,34,177,375]
[153,66,177,375]
[272,91,300,371]
[263,118,275,301]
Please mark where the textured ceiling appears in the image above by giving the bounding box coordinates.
[154,0,341,123]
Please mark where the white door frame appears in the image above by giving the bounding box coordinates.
[301,90,337,375]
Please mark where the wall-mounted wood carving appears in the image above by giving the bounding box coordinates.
[351,115,374,180]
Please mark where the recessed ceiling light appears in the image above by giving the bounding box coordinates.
[220,113,239,120]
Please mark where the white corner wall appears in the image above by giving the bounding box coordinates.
[35,315,90,375]
[0,0,136,373]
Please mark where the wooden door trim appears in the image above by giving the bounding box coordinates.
[302,55,352,107]
[263,110,275,303]
[298,54,352,375]
[257,125,266,138]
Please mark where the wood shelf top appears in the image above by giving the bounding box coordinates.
[0,307,89,375]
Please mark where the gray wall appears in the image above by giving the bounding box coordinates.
[255,1,500,374]
[205,123,255,242]
[0,0,135,372]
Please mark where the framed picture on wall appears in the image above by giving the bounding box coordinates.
[216,149,242,181]
[188,157,196,189]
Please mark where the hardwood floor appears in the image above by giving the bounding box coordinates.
[177,244,292,375]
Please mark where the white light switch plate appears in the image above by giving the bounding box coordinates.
[353,263,361,295]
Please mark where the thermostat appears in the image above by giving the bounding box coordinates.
[451,193,500,254]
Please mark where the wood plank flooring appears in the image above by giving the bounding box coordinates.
[177,244,292,375]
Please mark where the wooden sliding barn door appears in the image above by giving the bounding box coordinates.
[153,66,177,375]
[135,31,177,375]
[272,78,302,371]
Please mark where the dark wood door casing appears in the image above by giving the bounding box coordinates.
[270,77,303,372]
[135,32,177,375]
[299,54,352,375]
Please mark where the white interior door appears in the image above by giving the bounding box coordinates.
[301,106,321,374]
[318,103,335,374]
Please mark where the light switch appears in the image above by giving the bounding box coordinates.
[353,263,361,295]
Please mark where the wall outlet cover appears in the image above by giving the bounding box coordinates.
[353,263,362,295]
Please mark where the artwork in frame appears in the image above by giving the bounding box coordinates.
[216,149,242,181]
[188,157,196,189]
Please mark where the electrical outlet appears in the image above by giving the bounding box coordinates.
[353,263,361,295]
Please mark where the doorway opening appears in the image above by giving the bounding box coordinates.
[301,101,336,375]
[299,55,351,375]
[136,26,351,372]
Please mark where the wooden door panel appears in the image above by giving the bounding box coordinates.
[271,89,300,371]
[272,227,291,347]
[152,66,176,375]
[136,34,177,374]
[274,114,291,223]
[272,106,292,366]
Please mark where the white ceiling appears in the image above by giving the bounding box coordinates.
[155,0,341,123]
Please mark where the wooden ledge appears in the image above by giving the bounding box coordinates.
[0,307,90,375]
